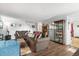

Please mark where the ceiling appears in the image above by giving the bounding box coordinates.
[0,3,79,22]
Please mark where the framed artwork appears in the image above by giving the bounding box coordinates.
[11,24,16,27]
[32,25,35,28]
[11,23,22,27]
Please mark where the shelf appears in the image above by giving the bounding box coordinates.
[55,36,63,38]
[58,36,63,38]
[54,20,64,44]
[56,32,62,34]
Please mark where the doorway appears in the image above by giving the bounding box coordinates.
[71,22,79,48]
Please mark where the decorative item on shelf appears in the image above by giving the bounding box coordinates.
[7,29,9,35]
[5,35,11,40]
[6,26,9,35]
[5,26,11,40]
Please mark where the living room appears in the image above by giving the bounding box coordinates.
[1,3,79,56]
[0,15,50,56]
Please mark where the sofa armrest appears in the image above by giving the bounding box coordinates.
[36,37,50,51]
[37,37,50,42]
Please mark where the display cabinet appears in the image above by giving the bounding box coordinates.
[54,20,65,44]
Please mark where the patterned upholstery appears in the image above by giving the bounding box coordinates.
[15,31,28,39]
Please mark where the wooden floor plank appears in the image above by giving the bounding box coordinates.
[72,37,79,48]
[31,41,76,56]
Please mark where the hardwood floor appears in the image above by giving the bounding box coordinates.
[72,37,79,48]
[32,41,77,56]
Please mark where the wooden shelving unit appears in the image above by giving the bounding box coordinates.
[54,20,65,44]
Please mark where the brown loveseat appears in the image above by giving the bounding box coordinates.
[15,31,50,53]
[23,33,50,52]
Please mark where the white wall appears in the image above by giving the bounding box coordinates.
[69,17,79,37]
[73,21,79,37]
[61,12,79,46]
[0,15,37,39]
[66,12,79,45]
[67,12,79,37]
[64,17,72,45]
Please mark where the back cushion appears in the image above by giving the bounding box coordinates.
[28,33,34,37]
[34,32,41,38]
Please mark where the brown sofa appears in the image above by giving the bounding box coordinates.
[24,35,50,52]
[36,37,50,52]
[15,31,50,53]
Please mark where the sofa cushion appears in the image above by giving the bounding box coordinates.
[28,33,34,38]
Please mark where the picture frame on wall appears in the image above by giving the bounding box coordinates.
[11,24,16,27]
[11,23,22,27]
[32,25,35,28]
